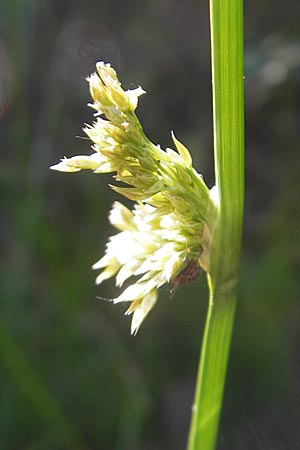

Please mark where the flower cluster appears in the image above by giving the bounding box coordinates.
[51,62,216,334]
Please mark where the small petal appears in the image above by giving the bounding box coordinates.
[134,258,162,275]
[171,131,193,166]
[129,290,158,335]
[113,282,155,303]
[96,61,120,87]
[88,73,112,107]
[95,263,120,285]
[110,185,151,201]
[176,165,192,185]
[162,252,185,282]
[110,88,131,111]
[116,259,141,287]
[107,232,144,265]
[50,154,105,172]
[125,86,146,111]
[109,201,135,231]
[65,154,102,170]
[50,158,81,172]
[92,253,113,270]
[93,161,120,173]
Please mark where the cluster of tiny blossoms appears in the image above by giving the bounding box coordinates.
[51,62,216,334]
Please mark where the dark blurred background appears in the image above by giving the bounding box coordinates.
[1,1,300,449]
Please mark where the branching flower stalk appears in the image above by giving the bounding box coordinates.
[51,0,244,442]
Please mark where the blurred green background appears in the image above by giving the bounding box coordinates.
[1,1,300,449]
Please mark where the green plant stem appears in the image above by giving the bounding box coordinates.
[187,0,244,449]
[187,280,237,450]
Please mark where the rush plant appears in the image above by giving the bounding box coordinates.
[51,0,244,447]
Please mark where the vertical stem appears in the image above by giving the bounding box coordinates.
[187,0,244,449]
[187,283,237,450]
[210,0,244,282]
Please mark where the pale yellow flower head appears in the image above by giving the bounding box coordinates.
[50,61,217,334]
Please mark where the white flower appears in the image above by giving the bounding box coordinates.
[50,61,217,334]
[93,201,203,334]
